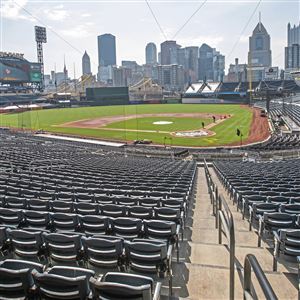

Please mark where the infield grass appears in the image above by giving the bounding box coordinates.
[0,104,253,147]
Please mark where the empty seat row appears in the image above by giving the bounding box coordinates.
[0,195,187,212]
[0,259,161,300]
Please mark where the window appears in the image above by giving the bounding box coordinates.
[255,36,263,50]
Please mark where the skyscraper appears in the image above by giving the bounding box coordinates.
[285,23,300,73]
[145,43,157,65]
[82,51,91,76]
[247,15,272,81]
[287,23,300,46]
[198,44,225,82]
[160,41,180,65]
[97,34,116,82]
[198,44,214,81]
[97,34,116,67]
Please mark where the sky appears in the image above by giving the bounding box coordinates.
[0,0,299,77]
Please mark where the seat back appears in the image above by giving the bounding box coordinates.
[33,270,90,300]
[0,208,23,228]
[0,259,43,299]
[280,204,300,215]
[82,236,123,268]
[75,202,99,215]
[128,206,153,219]
[101,204,127,218]
[23,210,50,230]
[27,198,50,211]
[125,240,167,274]
[51,213,79,232]
[79,215,109,235]
[263,213,296,230]
[43,233,82,264]
[143,220,177,243]
[279,229,300,257]
[7,229,43,259]
[154,207,181,223]
[51,201,74,213]
[111,217,142,239]
[90,272,153,300]
[4,196,27,209]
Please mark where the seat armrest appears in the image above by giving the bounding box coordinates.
[176,224,180,235]
[153,281,162,300]
[273,231,280,243]
[167,245,173,260]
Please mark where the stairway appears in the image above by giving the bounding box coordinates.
[174,166,298,299]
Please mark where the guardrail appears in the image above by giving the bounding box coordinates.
[244,254,277,300]
[218,194,235,300]
[204,159,235,300]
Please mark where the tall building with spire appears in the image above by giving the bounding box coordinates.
[247,13,272,81]
[82,51,91,76]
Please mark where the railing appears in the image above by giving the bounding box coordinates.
[218,194,235,300]
[204,159,235,300]
[244,254,277,300]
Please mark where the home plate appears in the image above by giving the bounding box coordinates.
[153,121,173,125]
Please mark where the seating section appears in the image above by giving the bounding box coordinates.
[213,159,300,272]
[0,130,197,298]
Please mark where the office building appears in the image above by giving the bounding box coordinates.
[247,16,272,81]
[198,44,225,82]
[225,58,247,82]
[156,64,184,91]
[97,34,116,82]
[160,41,180,65]
[285,23,300,74]
[82,51,91,76]
[145,43,157,65]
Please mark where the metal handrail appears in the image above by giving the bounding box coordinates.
[218,194,235,300]
[244,254,277,300]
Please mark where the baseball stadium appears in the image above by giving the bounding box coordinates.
[1,18,300,300]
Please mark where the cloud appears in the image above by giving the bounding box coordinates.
[60,24,94,38]
[81,13,91,18]
[239,35,249,43]
[0,0,34,21]
[44,5,69,21]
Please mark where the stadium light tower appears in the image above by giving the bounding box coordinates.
[35,26,47,91]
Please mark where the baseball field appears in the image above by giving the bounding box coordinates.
[0,104,269,147]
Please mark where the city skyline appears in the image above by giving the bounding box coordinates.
[1,0,298,76]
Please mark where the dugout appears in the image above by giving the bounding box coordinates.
[86,87,130,106]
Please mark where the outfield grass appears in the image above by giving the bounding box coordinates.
[0,104,253,147]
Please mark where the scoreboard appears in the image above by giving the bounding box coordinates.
[0,52,42,83]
